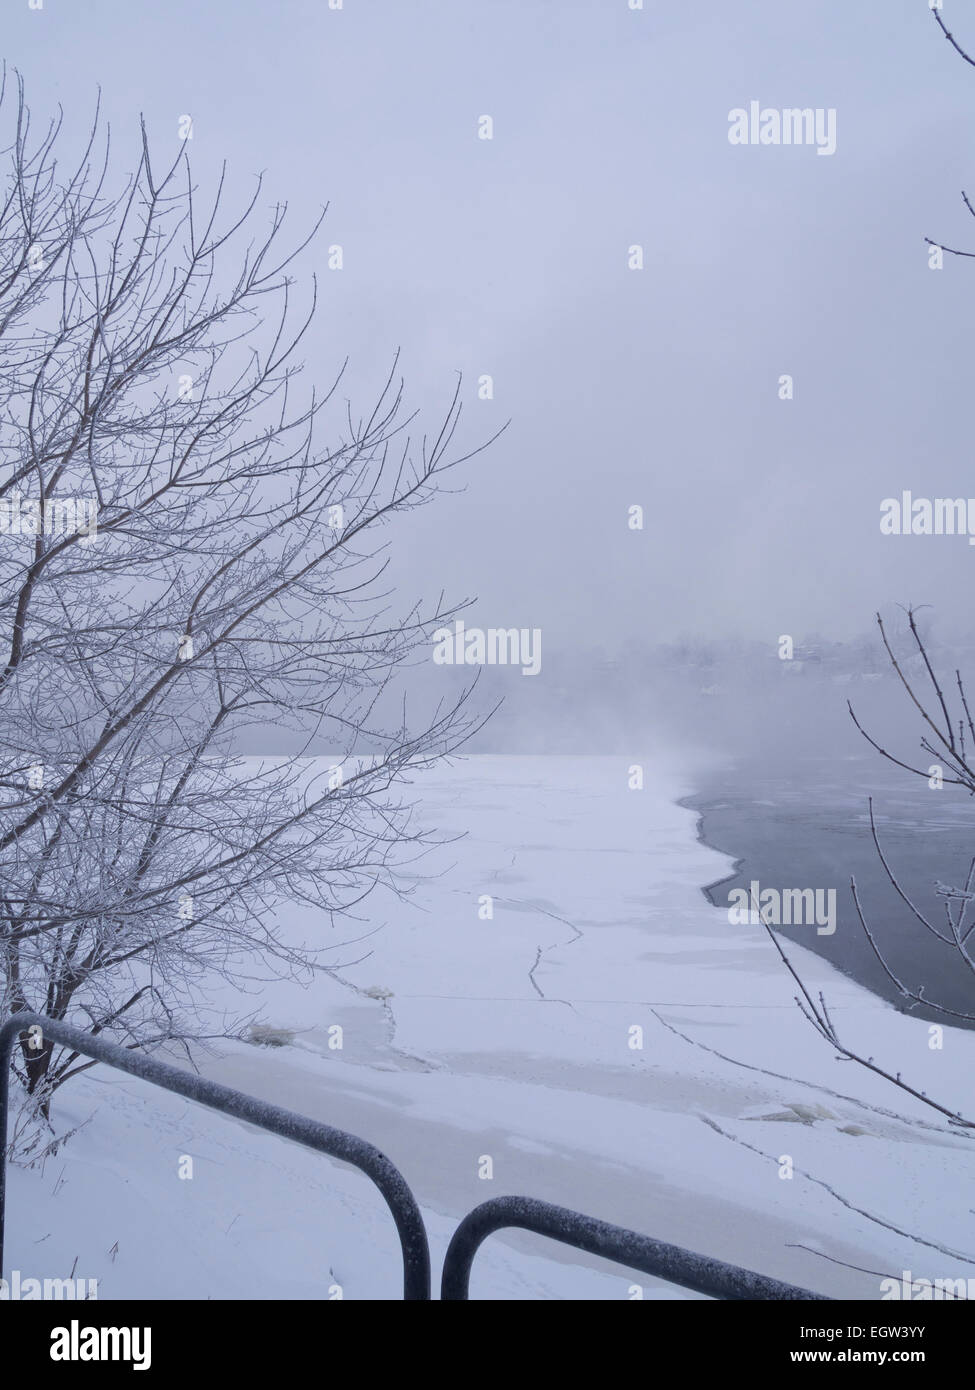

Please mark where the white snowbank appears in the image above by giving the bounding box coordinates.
[8,755,975,1299]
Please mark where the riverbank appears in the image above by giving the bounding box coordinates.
[8,755,975,1298]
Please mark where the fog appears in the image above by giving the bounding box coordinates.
[7,0,975,690]
[5,4,975,1306]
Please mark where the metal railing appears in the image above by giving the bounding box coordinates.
[440,1195,829,1300]
[0,1013,430,1299]
[0,1013,828,1302]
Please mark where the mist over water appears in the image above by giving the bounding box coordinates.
[364,621,975,1027]
[672,636,975,1027]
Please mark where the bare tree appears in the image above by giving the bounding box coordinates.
[748,609,975,1131]
[0,73,499,1139]
[926,7,975,261]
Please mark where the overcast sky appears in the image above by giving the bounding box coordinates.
[8,0,975,652]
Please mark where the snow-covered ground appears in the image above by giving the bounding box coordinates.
[7,755,975,1299]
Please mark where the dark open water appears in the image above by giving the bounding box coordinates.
[686,749,975,1028]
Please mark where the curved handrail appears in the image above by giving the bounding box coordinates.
[441,1195,830,1300]
[0,1012,431,1299]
